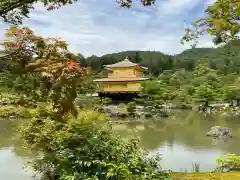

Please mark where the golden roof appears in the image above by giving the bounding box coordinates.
[104,56,148,70]
[94,77,149,82]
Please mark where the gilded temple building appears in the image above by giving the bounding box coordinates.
[94,56,149,100]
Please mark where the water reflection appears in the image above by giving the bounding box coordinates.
[113,111,240,171]
[1,111,240,175]
[0,119,32,180]
[150,143,227,172]
[0,148,32,180]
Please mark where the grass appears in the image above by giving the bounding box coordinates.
[171,172,240,179]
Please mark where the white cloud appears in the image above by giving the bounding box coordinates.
[0,0,214,57]
[205,0,216,6]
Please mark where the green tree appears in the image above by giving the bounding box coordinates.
[126,101,136,114]
[216,154,240,172]
[164,56,174,70]
[223,85,240,106]
[182,0,240,46]
[75,53,87,66]
[132,51,142,63]
[158,70,173,84]
[192,64,223,90]
[193,84,219,107]
[139,80,174,109]
[77,75,97,95]
[1,26,87,113]
[194,64,215,77]
[173,86,192,109]
[169,70,191,88]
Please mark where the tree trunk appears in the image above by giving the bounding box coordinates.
[204,101,209,107]
[237,99,240,106]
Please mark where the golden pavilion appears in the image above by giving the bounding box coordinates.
[94,56,149,99]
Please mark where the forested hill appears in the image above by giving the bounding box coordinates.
[75,39,240,76]
[1,40,240,76]
[76,40,240,75]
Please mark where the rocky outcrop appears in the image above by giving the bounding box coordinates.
[206,126,232,138]
[100,106,170,119]
[109,110,128,118]
[157,110,169,117]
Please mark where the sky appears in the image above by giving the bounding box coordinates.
[0,0,216,57]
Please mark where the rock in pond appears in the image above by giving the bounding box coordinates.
[206,126,232,138]
[107,109,128,118]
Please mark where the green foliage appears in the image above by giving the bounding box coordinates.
[74,39,240,77]
[119,103,126,109]
[138,62,232,109]
[0,26,169,180]
[139,80,175,108]
[158,70,173,84]
[173,87,192,109]
[216,154,240,172]
[223,85,240,105]
[169,70,188,87]
[19,109,170,180]
[118,103,127,113]
[77,75,97,95]
[194,64,216,77]
[1,26,88,114]
[126,101,136,114]
[182,0,240,46]
[193,84,220,107]
[102,97,112,104]
[0,105,16,115]
[74,95,101,109]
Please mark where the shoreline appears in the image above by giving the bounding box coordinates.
[171,172,240,179]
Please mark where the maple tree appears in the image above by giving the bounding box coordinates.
[1,26,87,115]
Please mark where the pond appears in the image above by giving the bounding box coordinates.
[112,111,240,172]
[1,110,240,179]
[0,119,33,180]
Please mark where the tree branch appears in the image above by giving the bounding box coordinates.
[0,51,18,59]
[0,0,35,16]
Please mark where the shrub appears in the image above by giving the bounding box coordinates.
[18,109,170,180]
[126,101,136,114]
[216,154,240,172]
[74,95,102,109]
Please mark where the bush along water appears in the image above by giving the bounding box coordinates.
[216,154,240,172]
